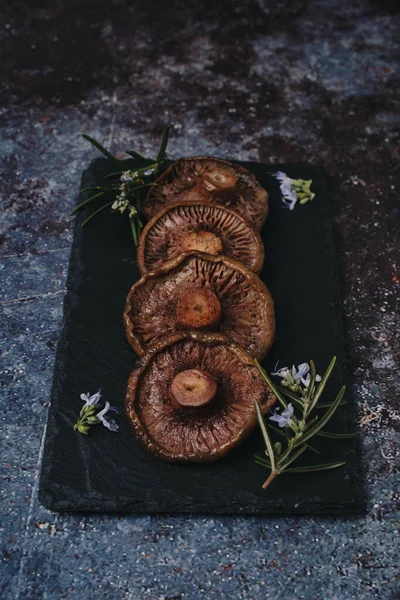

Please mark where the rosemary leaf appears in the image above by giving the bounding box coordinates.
[306,360,317,406]
[315,400,347,408]
[307,356,337,413]
[268,423,291,438]
[294,385,346,447]
[255,360,288,410]
[126,149,147,161]
[130,183,157,193]
[305,415,319,429]
[275,436,295,465]
[279,388,301,402]
[316,430,357,439]
[306,444,322,455]
[284,461,346,474]
[70,192,105,216]
[81,202,113,227]
[130,217,138,245]
[278,444,308,471]
[254,455,272,468]
[106,171,126,179]
[255,401,276,471]
[156,125,170,163]
[80,186,111,193]
[133,163,159,175]
[82,134,123,165]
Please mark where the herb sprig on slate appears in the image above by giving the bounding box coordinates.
[74,389,119,435]
[72,126,170,245]
[254,358,356,489]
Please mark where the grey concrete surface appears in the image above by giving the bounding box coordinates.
[1,1,399,598]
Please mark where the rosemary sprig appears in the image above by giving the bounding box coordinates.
[254,358,356,489]
[73,126,170,245]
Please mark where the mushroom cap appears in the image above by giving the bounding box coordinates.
[125,331,276,462]
[124,251,275,360]
[142,157,269,230]
[137,201,265,275]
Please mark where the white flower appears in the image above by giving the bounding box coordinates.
[80,389,102,408]
[272,172,315,211]
[128,206,137,218]
[120,172,134,183]
[269,403,294,428]
[272,361,322,388]
[95,401,119,432]
[292,362,309,379]
[271,364,291,379]
[272,172,299,210]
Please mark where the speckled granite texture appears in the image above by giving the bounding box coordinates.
[0,1,399,599]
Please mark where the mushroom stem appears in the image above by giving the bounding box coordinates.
[170,369,217,408]
[181,231,223,255]
[202,168,238,193]
[176,287,222,329]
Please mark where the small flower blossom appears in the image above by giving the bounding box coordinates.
[74,390,119,434]
[112,194,130,214]
[272,172,315,210]
[269,403,294,428]
[80,389,102,408]
[272,361,322,390]
[120,172,133,183]
[120,170,139,183]
[95,401,119,432]
[128,206,138,219]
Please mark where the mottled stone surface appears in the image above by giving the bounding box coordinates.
[0,1,399,599]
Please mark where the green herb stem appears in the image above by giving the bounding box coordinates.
[254,357,351,490]
[81,202,113,227]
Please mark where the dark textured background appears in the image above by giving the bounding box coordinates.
[0,0,399,598]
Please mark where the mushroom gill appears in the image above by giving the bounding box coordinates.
[137,202,264,275]
[125,332,276,462]
[123,251,275,360]
[142,157,269,230]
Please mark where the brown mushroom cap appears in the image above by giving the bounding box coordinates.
[125,331,276,462]
[142,157,269,230]
[124,251,275,360]
[137,202,265,275]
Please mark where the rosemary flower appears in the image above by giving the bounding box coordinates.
[272,172,315,210]
[74,389,119,435]
[269,403,294,428]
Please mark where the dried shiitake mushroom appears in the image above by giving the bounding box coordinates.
[142,157,269,230]
[123,251,275,360]
[125,331,276,462]
[137,202,264,275]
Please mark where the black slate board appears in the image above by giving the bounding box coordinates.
[39,159,363,515]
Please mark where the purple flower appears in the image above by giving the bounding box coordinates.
[120,172,134,183]
[80,389,102,408]
[95,401,119,432]
[269,403,294,428]
[272,172,298,210]
[272,362,322,388]
[292,363,322,387]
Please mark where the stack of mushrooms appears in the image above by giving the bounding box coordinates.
[124,157,276,462]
